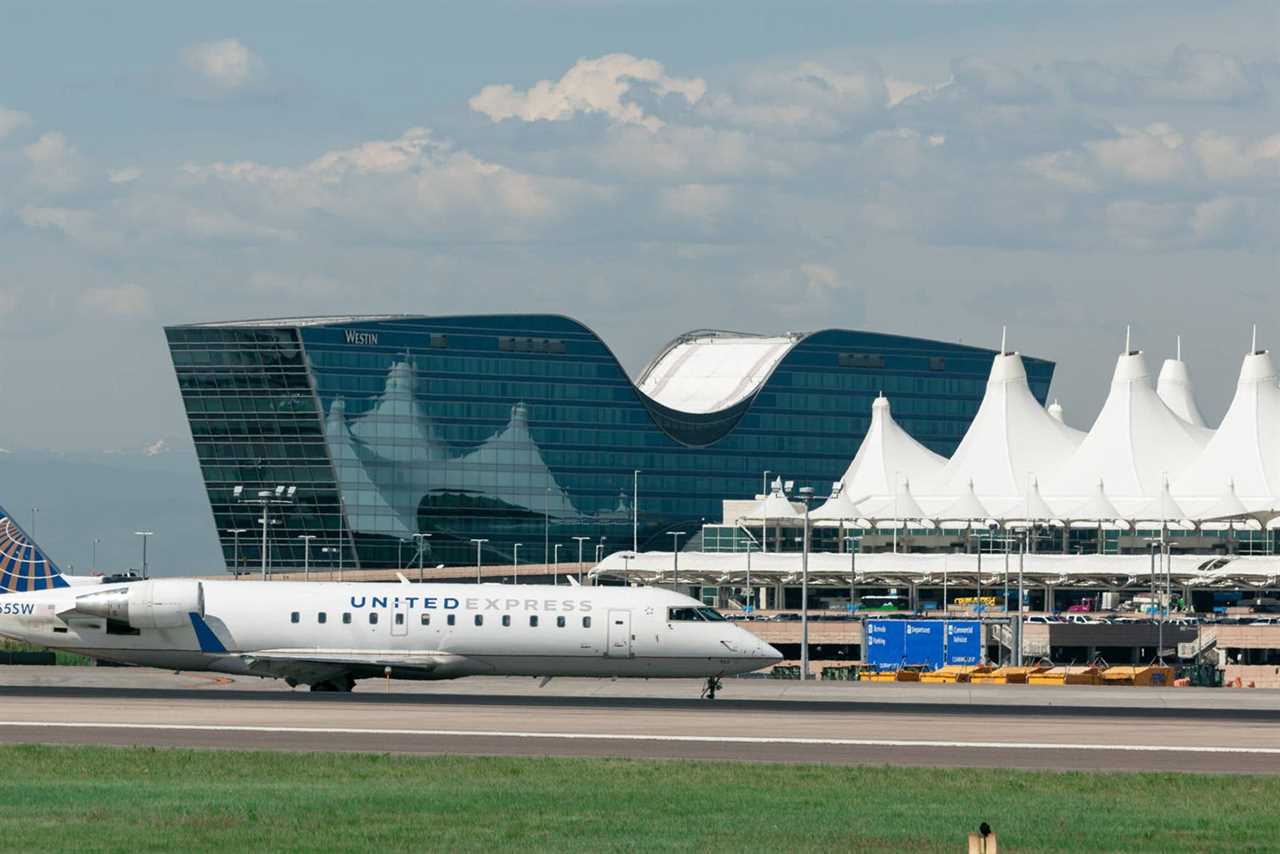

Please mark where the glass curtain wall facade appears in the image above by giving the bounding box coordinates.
[165,315,1055,571]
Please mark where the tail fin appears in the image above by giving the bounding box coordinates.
[0,506,68,593]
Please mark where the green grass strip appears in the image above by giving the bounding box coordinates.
[0,744,1275,852]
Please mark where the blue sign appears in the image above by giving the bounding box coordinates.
[865,620,906,671]
[866,619,983,670]
[944,621,982,666]
[904,621,944,669]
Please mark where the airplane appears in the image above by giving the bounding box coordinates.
[0,505,782,697]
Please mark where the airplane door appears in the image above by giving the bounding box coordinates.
[605,610,632,658]
[390,602,408,637]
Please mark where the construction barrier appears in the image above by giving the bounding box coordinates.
[1099,665,1177,686]
[969,666,1048,684]
[1027,666,1101,686]
[920,665,992,684]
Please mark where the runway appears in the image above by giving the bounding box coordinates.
[0,668,1277,773]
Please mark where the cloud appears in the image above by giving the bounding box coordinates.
[23,131,83,192]
[470,53,705,131]
[0,106,31,141]
[107,166,143,184]
[1057,45,1264,105]
[699,62,888,136]
[79,284,153,319]
[181,38,262,90]
[248,271,341,298]
[19,206,122,252]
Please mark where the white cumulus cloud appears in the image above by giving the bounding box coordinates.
[23,131,83,191]
[181,38,262,90]
[0,106,31,141]
[79,283,153,319]
[470,53,705,131]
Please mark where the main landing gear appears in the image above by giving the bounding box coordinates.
[701,676,722,700]
[309,676,356,693]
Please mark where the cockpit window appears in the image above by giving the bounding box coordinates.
[696,607,727,622]
[667,607,703,621]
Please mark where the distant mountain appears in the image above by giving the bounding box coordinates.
[0,447,223,578]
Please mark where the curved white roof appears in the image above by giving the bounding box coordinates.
[935,480,994,527]
[1043,350,1211,500]
[840,396,947,500]
[637,332,799,414]
[931,352,1084,500]
[1156,351,1208,427]
[1173,349,1280,503]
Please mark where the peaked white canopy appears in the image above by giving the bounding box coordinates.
[1196,481,1259,531]
[1065,481,1129,529]
[935,480,995,529]
[840,396,947,499]
[1000,478,1064,527]
[1045,349,1211,500]
[1173,349,1280,503]
[1133,481,1192,528]
[810,482,865,525]
[1156,344,1208,427]
[736,479,802,523]
[931,352,1084,500]
[862,477,931,528]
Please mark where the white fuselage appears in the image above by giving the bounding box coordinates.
[0,580,780,686]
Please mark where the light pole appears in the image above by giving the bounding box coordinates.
[234,484,296,580]
[413,533,431,582]
[321,546,337,580]
[844,534,859,613]
[669,531,686,590]
[1016,527,1027,666]
[90,537,100,574]
[572,535,590,585]
[797,486,815,680]
[30,507,37,539]
[554,543,563,585]
[227,528,247,575]
[134,531,153,579]
[544,485,551,568]
[470,538,489,583]
[512,543,522,584]
[298,535,316,580]
[744,540,755,611]
[633,470,641,552]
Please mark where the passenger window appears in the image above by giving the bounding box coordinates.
[582,616,591,628]
[556,616,566,628]
[369,613,379,625]
[447,614,456,626]
[342,613,351,624]
[474,615,483,626]
[395,613,404,626]
[530,616,539,627]
[501,615,510,627]
[290,612,300,624]
[318,612,327,624]
[420,614,430,626]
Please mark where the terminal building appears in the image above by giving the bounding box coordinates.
[164,315,1049,571]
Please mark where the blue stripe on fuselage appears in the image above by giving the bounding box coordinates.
[188,613,227,653]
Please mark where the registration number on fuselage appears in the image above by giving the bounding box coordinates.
[0,602,35,615]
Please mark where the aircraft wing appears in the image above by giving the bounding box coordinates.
[238,649,486,682]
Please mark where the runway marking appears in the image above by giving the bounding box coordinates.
[0,721,1276,755]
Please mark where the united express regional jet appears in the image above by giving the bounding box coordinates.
[0,506,781,695]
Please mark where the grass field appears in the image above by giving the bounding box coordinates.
[0,744,1275,852]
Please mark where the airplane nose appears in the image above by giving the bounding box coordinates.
[764,643,783,661]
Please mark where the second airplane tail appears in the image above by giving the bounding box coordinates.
[0,505,69,593]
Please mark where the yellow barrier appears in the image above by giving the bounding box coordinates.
[920,665,991,684]
[1027,666,1101,686]
[969,666,1047,684]
[1100,665,1177,686]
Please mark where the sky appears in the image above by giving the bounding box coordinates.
[1,0,1278,456]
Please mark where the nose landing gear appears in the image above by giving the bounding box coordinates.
[701,676,722,700]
